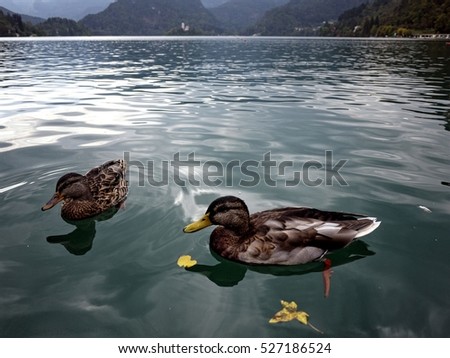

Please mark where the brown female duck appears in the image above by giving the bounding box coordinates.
[41,159,128,220]
[183,196,380,266]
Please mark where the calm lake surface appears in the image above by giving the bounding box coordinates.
[0,37,449,338]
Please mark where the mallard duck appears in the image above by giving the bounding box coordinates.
[183,196,380,266]
[41,159,128,220]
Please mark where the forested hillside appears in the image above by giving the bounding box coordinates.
[80,0,221,35]
[322,0,450,36]
[248,0,367,35]
[0,10,39,36]
[36,17,91,36]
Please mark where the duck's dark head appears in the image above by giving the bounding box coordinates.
[41,173,90,211]
[183,196,250,234]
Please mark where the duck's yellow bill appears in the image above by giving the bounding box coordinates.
[183,214,212,233]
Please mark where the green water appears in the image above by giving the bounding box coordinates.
[0,37,449,337]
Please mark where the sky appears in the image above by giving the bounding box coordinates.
[0,0,115,20]
[0,0,230,19]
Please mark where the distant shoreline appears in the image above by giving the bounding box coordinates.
[2,35,450,41]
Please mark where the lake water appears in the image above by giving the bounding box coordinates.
[0,37,449,338]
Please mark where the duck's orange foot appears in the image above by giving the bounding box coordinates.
[322,258,333,298]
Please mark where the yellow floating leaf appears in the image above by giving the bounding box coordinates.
[269,300,309,325]
[269,300,323,333]
[177,255,197,268]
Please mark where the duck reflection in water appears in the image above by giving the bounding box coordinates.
[183,240,375,295]
[46,205,123,255]
[183,196,380,296]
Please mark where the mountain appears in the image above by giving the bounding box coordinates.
[0,5,44,24]
[80,0,221,35]
[249,0,368,35]
[77,2,113,20]
[210,0,289,33]
[328,0,450,36]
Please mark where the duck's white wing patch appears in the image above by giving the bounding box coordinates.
[315,222,343,237]
[283,218,323,231]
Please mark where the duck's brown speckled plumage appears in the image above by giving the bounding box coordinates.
[184,196,380,265]
[42,159,128,220]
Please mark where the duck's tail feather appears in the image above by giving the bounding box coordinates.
[354,217,381,238]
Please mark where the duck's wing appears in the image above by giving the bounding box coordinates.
[85,159,125,178]
[85,159,128,207]
[238,208,380,265]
